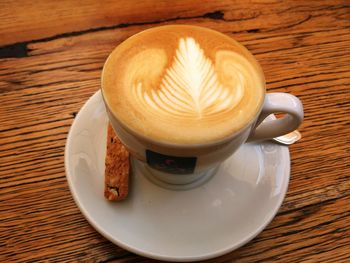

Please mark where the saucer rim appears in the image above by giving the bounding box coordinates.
[65,90,290,262]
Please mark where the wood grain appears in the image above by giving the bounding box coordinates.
[0,0,349,262]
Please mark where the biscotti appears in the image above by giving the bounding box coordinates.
[104,123,130,201]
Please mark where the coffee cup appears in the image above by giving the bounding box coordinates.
[101,25,303,187]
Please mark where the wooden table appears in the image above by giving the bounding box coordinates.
[1,1,349,262]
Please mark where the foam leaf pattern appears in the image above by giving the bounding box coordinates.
[134,37,244,119]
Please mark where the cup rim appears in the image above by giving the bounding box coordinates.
[101,25,266,149]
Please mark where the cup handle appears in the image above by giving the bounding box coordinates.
[247,92,304,142]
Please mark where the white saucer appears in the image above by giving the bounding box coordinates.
[65,91,290,262]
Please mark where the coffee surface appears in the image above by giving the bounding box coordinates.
[102,25,265,144]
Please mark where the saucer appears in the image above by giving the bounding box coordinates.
[65,91,290,262]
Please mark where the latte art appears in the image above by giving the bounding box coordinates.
[102,25,265,144]
[134,37,244,119]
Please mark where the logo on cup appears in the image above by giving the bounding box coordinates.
[146,150,196,174]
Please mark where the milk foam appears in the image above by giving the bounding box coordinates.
[102,25,265,144]
[133,37,244,119]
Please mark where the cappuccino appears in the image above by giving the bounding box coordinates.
[102,25,265,144]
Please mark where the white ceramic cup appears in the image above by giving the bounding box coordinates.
[102,89,303,187]
[101,29,304,188]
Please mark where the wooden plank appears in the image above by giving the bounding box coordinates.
[0,0,227,46]
[0,0,349,47]
[205,195,350,262]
